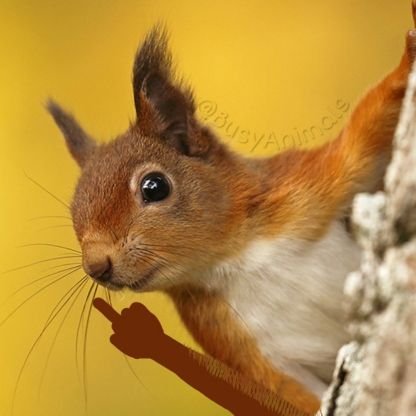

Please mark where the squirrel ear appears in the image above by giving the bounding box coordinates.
[46,100,97,167]
[132,25,201,155]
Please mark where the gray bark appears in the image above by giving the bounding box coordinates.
[319,63,416,416]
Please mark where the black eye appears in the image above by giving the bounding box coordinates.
[140,172,171,203]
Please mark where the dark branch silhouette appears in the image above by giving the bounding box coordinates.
[93,298,318,416]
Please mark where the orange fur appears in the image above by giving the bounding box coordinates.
[169,287,321,413]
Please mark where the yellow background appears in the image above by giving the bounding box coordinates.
[0,1,412,415]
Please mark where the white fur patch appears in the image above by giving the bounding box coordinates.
[205,221,361,397]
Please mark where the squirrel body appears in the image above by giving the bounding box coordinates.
[207,220,359,395]
[168,219,359,398]
[47,17,416,410]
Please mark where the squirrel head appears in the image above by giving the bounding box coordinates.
[47,26,256,292]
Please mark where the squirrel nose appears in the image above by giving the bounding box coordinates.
[84,256,113,283]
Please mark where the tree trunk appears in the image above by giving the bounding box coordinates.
[319,62,416,416]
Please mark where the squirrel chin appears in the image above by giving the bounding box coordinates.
[128,270,157,292]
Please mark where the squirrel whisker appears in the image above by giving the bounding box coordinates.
[0,265,82,310]
[11,275,88,415]
[0,267,83,328]
[37,277,89,399]
[24,172,70,210]
[81,283,98,407]
[18,243,81,254]
[2,255,82,276]
[27,215,72,222]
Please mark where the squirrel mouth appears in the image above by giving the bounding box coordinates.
[99,267,158,292]
[128,267,158,291]
[103,280,124,291]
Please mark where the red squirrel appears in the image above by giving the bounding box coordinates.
[47,4,416,413]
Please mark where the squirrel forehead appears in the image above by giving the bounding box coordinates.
[86,130,181,175]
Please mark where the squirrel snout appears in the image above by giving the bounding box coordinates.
[83,253,113,283]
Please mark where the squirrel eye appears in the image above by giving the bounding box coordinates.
[140,172,171,203]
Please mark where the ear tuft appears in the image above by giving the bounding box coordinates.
[132,24,195,107]
[46,99,96,167]
[133,24,172,107]
[132,25,199,155]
